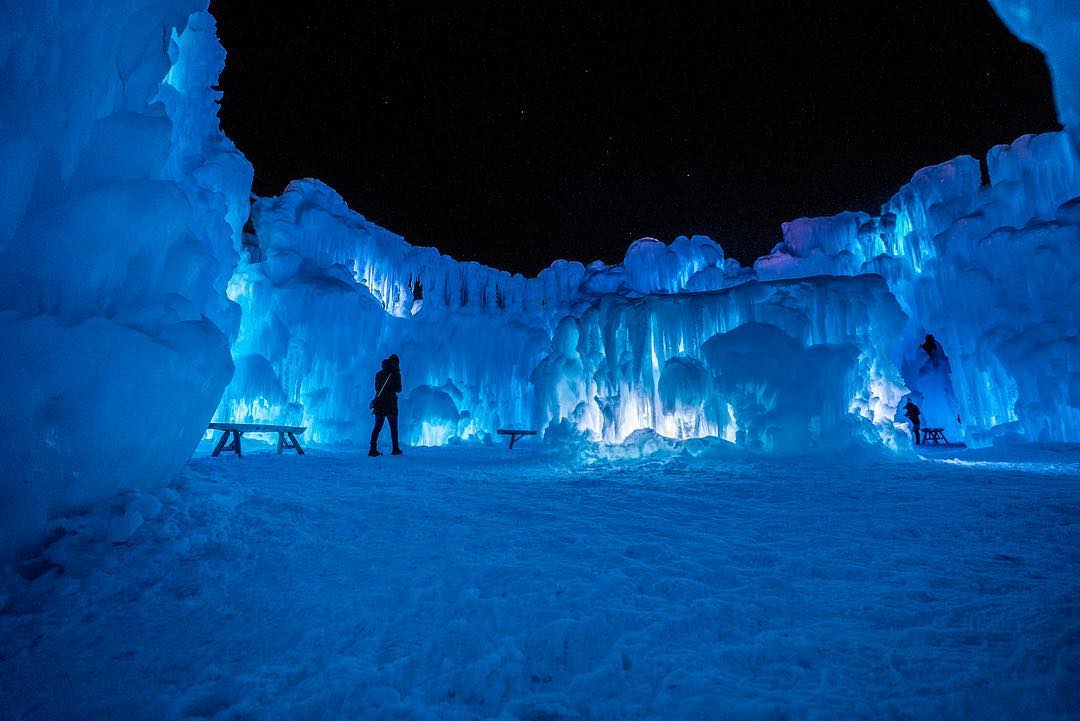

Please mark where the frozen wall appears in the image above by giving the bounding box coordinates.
[220,179,561,446]
[221,130,1079,449]
[532,275,909,451]
[0,2,252,556]
[215,0,1080,451]
[224,120,1080,450]
[214,179,750,446]
[754,130,1080,443]
[219,172,913,452]
[990,0,1080,147]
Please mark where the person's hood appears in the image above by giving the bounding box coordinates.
[382,354,400,371]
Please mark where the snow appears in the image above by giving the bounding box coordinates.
[1,445,1077,719]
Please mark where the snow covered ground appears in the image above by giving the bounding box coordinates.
[2,443,1078,720]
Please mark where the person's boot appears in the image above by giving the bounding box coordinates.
[391,447,404,456]
[368,446,382,457]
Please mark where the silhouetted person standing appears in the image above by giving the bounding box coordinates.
[369,354,403,456]
[903,399,922,445]
[920,333,947,365]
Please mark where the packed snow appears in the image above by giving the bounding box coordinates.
[2,444,1078,719]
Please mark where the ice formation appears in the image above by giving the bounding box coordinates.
[756,132,1080,444]
[990,0,1080,146]
[219,124,1078,452]
[220,176,909,451]
[531,277,908,450]
[211,0,1080,452]
[0,3,252,555]
[3,0,1079,556]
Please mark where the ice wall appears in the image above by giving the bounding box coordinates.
[221,132,1079,449]
[990,0,1080,147]
[754,130,1080,443]
[221,180,556,446]
[0,2,252,556]
[219,169,914,452]
[215,179,748,446]
[532,275,909,451]
[215,0,1080,451]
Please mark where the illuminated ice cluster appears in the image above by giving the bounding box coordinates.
[756,131,1080,443]
[219,180,911,451]
[218,180,754,446]
[531,276,908,450]
[216,114,1080,451]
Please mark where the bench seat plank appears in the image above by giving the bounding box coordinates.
[496,428,537,449]
[209,422,307,434]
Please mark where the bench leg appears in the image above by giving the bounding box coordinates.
[508,433,520,450]
[277,432,285,455]
[288,432,305,455]
[224,430,243,457]
[211,430,230,457]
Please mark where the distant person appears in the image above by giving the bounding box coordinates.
[369,354,403,457]
[920,334,947,365]
[903,399,922,445]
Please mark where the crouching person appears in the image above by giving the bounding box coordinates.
[370,354,403,456]
[903,399,922,446]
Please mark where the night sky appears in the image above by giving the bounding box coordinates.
[209,1,1058,276]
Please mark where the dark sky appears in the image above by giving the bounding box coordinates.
[209,0,1058,276]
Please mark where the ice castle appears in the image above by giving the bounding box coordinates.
[1,0,1078,555]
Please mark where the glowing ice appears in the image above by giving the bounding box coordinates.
[0,4,252,556]
[218,123,1080,451]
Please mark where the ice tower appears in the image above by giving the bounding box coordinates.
[0,2,252,556]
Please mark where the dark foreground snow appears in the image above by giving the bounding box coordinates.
[2,444,1078,720]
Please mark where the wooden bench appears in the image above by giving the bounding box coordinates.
[208,422,307,457]
[921,427,948,445]
[497,428,537,449]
